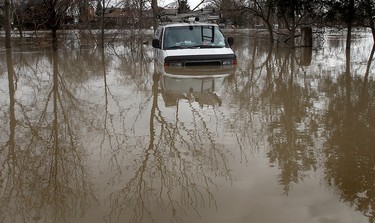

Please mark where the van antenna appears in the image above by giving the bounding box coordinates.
[192,0,205,11]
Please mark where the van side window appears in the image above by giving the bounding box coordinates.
[154,27,163,40]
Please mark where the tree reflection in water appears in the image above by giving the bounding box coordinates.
[105,70,233,222]
[228,40,319,194]
[233,35,375,221]
[323,45,375,222]
[1,32,374,223]
[0,49,96,223]
[265,48,318,194]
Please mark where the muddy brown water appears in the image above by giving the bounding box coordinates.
[0,29,374,223]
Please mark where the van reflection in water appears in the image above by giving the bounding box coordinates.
[158,65,235,107]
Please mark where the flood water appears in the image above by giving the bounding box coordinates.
[1,29,375,223]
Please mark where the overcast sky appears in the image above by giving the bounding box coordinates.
[160,0,203,9]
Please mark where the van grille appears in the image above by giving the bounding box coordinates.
[164,54,236,67]
[185,61,222,66]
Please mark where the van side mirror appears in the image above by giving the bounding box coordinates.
[152,39,161,48]
[227,37,234,47]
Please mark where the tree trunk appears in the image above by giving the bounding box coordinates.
[289,0,296,48]
[152,0,158,31]
[346,0,354,50]
[48,7,60,51]
[4,0,12,48]
[289,17,296,48]
[300,47,312,66]
[265,20,274,44]
[100,0,105,48]
[52,28,58,51]
[300,27,312,47]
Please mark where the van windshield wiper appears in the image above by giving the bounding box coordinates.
[192,45,223,48]
[167,45,189,49]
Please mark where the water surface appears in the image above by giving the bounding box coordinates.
[0,29,374,223]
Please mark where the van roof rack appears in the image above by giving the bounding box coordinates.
[157,8,221,24]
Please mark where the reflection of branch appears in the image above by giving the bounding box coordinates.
[1,50,95,223]
[323,42,375,223]
[0,49,17,223]
[98,48,135,172]
[234,48,318,194]
[106,74,232,223]
[110,39,152,81]
[188,102,231,177]
[360,44,375,103]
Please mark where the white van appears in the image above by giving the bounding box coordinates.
[152,18,237,76]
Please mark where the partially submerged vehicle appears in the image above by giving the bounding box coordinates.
[152,9,236,77]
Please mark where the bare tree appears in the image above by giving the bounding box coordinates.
[151,0,159,30]
[12,0,77,49]
[346,0,355,50]
[359,0,375,42]
[4,0,12,48]
[45,0,77,50]
[239,0,276,43]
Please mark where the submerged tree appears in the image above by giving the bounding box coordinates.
[239,0,276,43]
[4,0,12,48]
[358,0,375,41]
[12,0,77,50]
[346,0,355,50]
[45,0,77,50]
[151,0,159,30]
[274,0,322,47]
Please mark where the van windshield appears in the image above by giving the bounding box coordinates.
[164,25,226,49]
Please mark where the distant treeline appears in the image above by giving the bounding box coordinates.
[2,0,374,48]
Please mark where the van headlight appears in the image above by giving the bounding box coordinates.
[164,61,183,67]
[222,59,235,66]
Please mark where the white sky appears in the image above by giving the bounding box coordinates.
[159,0,203,9]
